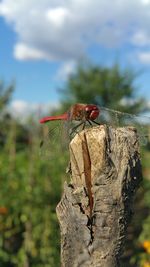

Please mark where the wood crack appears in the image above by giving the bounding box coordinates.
[56,125,142,267]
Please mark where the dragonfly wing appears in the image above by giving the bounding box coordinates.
[99,107,150,146]
[39,120,70,159]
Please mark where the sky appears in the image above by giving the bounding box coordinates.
[0,0,150,116]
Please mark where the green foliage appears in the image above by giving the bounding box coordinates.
[0,119,68,266]
[0,80,14,111]
[0,61,150,267]
[126,150,150,267]
[61,62,146,114]
[0,81,69,266]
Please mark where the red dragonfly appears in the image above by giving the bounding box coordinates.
[40,103,100,131]
[39,103,150,155]
[39,104,100,158]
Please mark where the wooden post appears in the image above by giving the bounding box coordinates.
[56,125,142,267]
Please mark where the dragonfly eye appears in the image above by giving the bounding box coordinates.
[85,105,99,120]
[85,106,92,113]
[85,109,91,115]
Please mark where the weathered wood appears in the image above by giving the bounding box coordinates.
[56,125,142,267]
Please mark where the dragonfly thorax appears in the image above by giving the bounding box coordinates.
[70,103,100,121]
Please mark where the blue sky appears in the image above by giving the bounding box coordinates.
[0,0,150,116]
[0,17,61,103]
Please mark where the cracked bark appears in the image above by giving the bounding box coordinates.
[56,125,142,267]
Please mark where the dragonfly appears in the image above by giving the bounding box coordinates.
[39,103,150,157]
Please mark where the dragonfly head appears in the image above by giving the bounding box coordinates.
[85,104,100,120]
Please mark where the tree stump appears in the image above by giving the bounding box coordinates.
[56,125,142,267]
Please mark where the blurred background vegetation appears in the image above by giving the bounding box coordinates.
[0,62,150,267]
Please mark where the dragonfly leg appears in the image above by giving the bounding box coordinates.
[82,121,86,130]
[70,121,84,136]
[91,120,100,125]
[87,120,93,126]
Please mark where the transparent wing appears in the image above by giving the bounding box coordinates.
[39,120,70,159]
[98,107,150,146]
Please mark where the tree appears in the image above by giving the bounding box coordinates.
[60,62,146,114]
[0,80,29,150]
[0,80,14,111]
[0,80,15,147]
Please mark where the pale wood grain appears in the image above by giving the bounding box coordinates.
[56,125,142,267]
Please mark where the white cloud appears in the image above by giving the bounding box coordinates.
[142,0,150,5]
[57,61,76,80]
[14,43,50,61]
[1,0,150,61]
[9,100,42,119]
[137,51,150,64]
[131,31,150,46]
[11,100,29,113]
[8,100,59,120]
[46,7,71,28]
